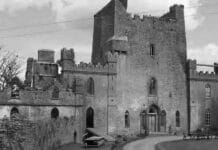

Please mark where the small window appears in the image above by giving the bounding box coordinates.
[72,79,77,93]
[52,86,59,99]
[176,111,180,127]
[87,77,94,95]
[10,107,19,118]
[125,111,130,128]
[51,108,59,119]
[205,84,211,98]
[150,44,155,57]
[205,109,211,126]
[44,65,48,71]
[160,110,166,127]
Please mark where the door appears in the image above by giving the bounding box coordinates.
[149,114,156,132]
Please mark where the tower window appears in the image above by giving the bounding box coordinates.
[125,111,130,128]
[205,109,211,126]
[205,84,211,98]
[87,77,94,95]
[150,44,155,57]
[176,111,180,127]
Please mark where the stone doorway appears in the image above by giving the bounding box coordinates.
[86,107,94,128]
[147,104,160,132]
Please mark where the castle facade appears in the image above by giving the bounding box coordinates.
[0,0,217,144]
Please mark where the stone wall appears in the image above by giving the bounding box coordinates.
[0,114,82,150]
[188,60,218,131]
[91,0,188,135]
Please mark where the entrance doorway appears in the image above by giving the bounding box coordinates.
[86,107,94,128]
[147,104,160,132]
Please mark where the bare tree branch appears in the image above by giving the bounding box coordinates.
[0,47,23,91]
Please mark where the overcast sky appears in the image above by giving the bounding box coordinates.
[0,0,218,78]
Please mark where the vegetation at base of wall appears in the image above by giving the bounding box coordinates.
[0,114,77,150]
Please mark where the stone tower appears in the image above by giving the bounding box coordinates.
[92,0,128,65]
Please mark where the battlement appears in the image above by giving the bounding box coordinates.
[188,59,218,82]
[126,12,178,31]
[62,52,118,75]
[125,4,184,32]
[128,13,176,23]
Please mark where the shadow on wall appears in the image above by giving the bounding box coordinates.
[0,114,80,150]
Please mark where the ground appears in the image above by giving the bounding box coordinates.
[157,139,218,150]
[123,136,181,150]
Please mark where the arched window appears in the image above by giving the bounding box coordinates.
[52,86,59,99]
[140,110,147,130]
[205,109,211,126]
[149,77,157,95]
[205,84,211,98]
[10,107,19,118]
[87,78,94,95]
[176,111,180,127]
[160,110,166,127]
[51,108,59,119]
[125,111,130,128]
[74,131,77,143]
[86,107,94,128]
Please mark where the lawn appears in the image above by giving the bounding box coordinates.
[156,139,218,150]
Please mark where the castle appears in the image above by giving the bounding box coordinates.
[0,0,217,144]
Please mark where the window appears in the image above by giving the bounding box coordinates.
[125,111,130,128]
[205,109,211,126]
[52,86,59,99]
[86,107,94,128]
[72,79,77,93]
[150,44,155,57]
[149,77,157,95]
[51,108,59,119]
[87,77,94,95]
[176,111,180,127]
[205,84,211,98]
[10,107,19,118]
[160,110,166,127]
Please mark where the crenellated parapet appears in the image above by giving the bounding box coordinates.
[62,50,118,75]
[64,62,117,75]
[126,4,184,32]
[188,59,218,82]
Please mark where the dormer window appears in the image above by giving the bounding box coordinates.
[150,44,155,57]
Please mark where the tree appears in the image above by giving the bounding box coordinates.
[0,47,23,91]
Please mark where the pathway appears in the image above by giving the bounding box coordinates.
[123,136,182,150]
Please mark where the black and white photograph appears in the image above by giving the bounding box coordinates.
[0,0,218,150]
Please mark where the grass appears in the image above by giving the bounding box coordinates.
[156,139,218,150]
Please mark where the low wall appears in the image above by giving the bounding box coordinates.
[0,114,81,150]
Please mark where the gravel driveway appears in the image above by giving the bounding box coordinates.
[123,136,182,150]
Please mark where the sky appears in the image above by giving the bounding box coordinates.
[0,0,218,78]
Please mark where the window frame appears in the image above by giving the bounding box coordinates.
[150,44,155,57]
[205,109,211,126]
[205,84,211,98]
[176,111,180,127]
[125,110,130,128]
